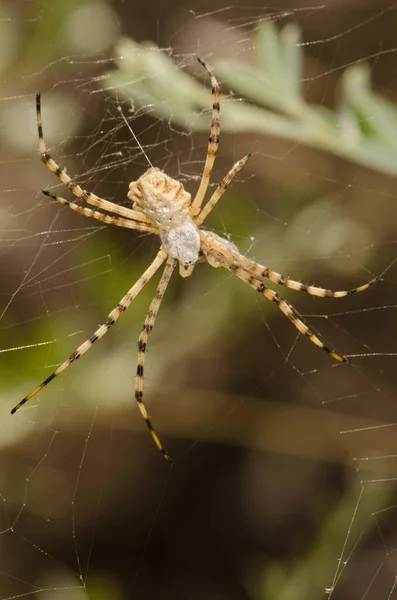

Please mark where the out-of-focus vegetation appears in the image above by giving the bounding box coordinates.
[107,21,397,177]
[1,3,397,600]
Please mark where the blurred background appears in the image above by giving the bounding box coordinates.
[1,1,397,598]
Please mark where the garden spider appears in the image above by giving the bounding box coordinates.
[11,59,378,463]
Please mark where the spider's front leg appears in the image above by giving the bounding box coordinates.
[11,250,167,414]
[135,257,176,463]
[201,230,379,298]
[199,230,349,363]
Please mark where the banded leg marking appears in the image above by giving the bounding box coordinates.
[206,248,349,363]
[36,92,148,223]
[135,258,176,463]
[11,250,167,414]
[194,154,251,225]
[190,58,221,216]
[42,190,154,233]
[200,230,378,299]
[256,284,348,362]
[242,261,379,299]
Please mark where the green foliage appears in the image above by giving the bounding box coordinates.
[105,21,397,177]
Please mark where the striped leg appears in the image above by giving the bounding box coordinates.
[36,93,148,223]
[204,245,348,362]
[200,230,378,299]
[237,257,379,298]
[194,154,251,225]
[190,59,221,217]
[42,190,155,233]
[11,249,167,415]
[237,268,348,362]
[135,257,176,463]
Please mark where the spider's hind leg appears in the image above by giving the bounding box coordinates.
[36,92,148,223]
[190,58,221,217]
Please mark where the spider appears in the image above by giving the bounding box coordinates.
[11,59,378,463]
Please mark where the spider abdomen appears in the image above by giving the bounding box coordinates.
[128,167,192,229]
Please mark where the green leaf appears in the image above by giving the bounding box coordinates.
[103,22,397,177]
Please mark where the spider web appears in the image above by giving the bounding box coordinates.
[1,2,397,599]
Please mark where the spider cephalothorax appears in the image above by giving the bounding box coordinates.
[11,59,378,463]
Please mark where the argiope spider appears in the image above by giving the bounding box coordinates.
[11,59,378,463]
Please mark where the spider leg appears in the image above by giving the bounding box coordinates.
[200,230,378,298]
[194,154,251,225]
[11,249,167,414]
[135,257,176,463]
[253,279,348,361]
[42,190,156,233]
[233,256,378,298]
[36,93,149,223]
[201,237,349,362]
[232,264,348,362]
[190,59,221,217]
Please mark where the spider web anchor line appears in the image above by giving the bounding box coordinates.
[117,104,154,168]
